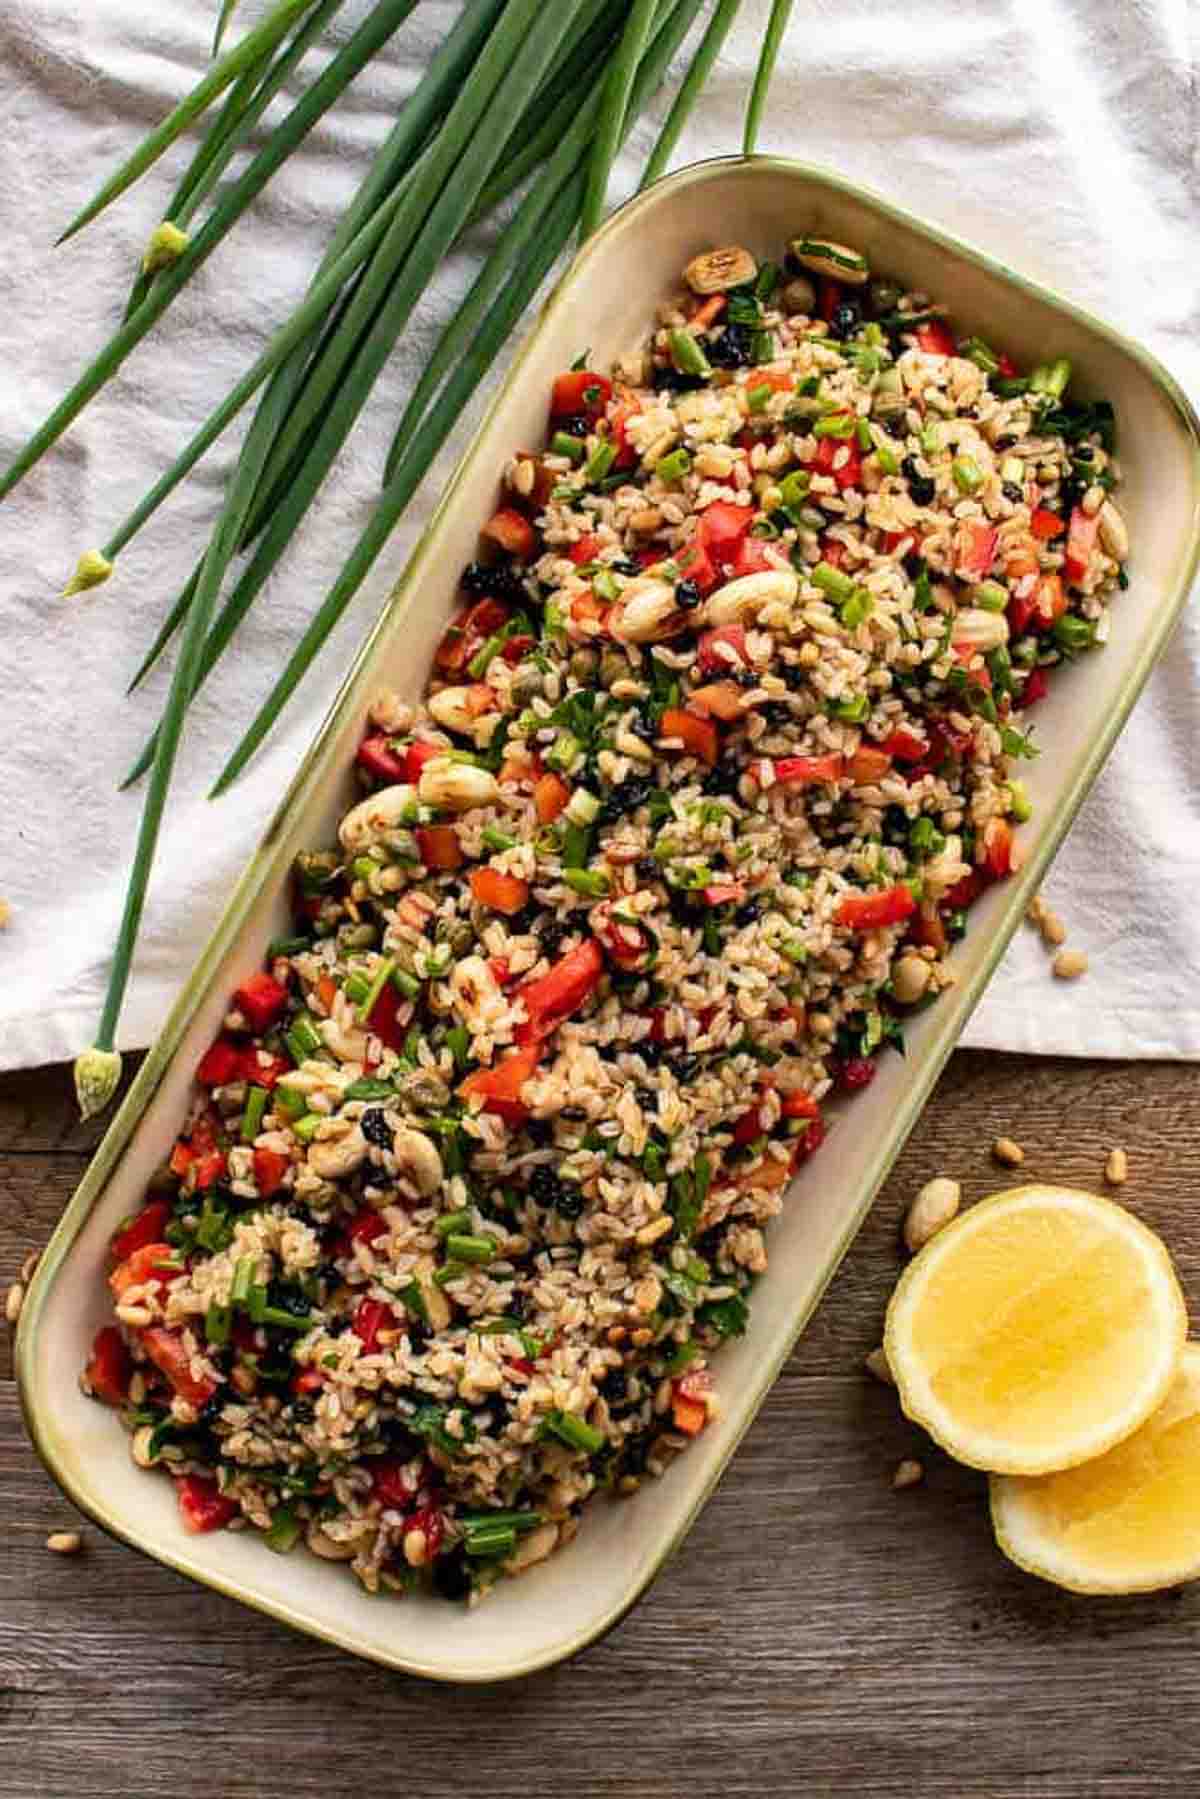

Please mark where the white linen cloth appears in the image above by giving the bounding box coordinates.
[1,0,1198,1071]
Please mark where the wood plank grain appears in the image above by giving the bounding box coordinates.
[2,1054,1199,1798]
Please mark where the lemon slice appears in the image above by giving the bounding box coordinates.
[884,1184,1186,1475]
[991,1344,1200,1593]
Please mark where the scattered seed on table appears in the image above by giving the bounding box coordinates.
[46,1531,82,1555]
[1105,1147,1129,1186]
[5,1283,24,1325]
[993,1136,1025,1167]
[892,1459,924,1490]
[865,1346,895,1385]
[1053,948,1089,980]
[1040,911,1068,947]
[0,898,11,929]
[903,1176,961,1253]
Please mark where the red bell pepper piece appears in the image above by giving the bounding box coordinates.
[414,824,463,872]
[470,868,531,914]
[817,277,842,323]
[500,633,535,665]
[880,727,928,763]
[371,1458,418,1509]
[291,1368,325,1397]
[355,734,409,784]
[696,624,748,675]
[954,520,998,578]
[675,537,719,594]
[253,1146,291,1198]
[196,1036,244,1087]
[760,753,845,787]
[847,746,893,783]
[1065,506,1100,584]
[819,537,847,568]
[347,1208,389,1247]
[729,536,776,579]
[110,1242,182,1298]
[353,1299,392,1353]
[176,1474,238,1534]
[942,868,986,910]
[110,1199,173,1265]
[781,1090,820,1120]
[1030,507,1065,541]
[792,1115,828,1164]
[996,351,1019,378]
[403,739,445,786]
[142,1326,217,1407]
[567,533,603,566]
[812,436,862,490]
[835,1057,877,1092]
[732,1105,766,1147]
[609,399,641,469]
[660,707,719,766]
[697,499,754,570]
[1021,667,1050,706]
[407,1505,445,1560]
[234,971,289,1035]
[514,940,604,1046]
[534,771,571,824]
[85,1325,132,1406]
[982,817,1014,880]
[459,1044,542,1126]
[835,885,917,930]
[702,882,745,906]
[361,979,407,1052]
[481,508,536,559]
[550,369,613,420]
[915,319,957,357]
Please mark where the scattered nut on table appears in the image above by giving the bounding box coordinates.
[45,1531,82,1555]
[5,1283,24,1326]
[892,1459,924,1490]
[1053,948,1089,980]
[1105,1147,1129,1186]
[993,1136,1025,1168]
[903,1176,961,1252]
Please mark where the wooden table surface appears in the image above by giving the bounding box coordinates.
[2,1051,1197,1798]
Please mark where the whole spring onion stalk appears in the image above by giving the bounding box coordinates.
[2,0,421,504]
[213,0,241,57]
[135,0,689,780]
[742,0,792,153]
[58,0,322,244]
[213,0,709,790]
[126,0,349,321]
[580,0,657,238]
[640,0,740,188]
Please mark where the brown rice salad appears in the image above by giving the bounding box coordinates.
[84,233,1127,1601]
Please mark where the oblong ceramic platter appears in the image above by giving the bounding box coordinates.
[18,157,1200,1682]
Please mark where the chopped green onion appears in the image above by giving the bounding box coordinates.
[872,434,901,475]
[812,412,856,440]
[445,1232,497,1265]
[747,383,772,414]
[1008,779,1033,823]
[240,1085,269,1143]
[393,968,421,1000]
[267,933,311,958]
[292,1113,322,1144]
[433,1209,473,1239]
[959,336,1000,376]
[563,867,611,898]
[829,693,870,723]
[273,1083,309,1121]
[655,447,691,484]
[811,560,855,602]
[342,1077,396,1102]
[1030,357,1071,400]
[908,816,945,858]
[855,417,873,451]
[263,1506,302,1554]
[464,1523,518,1558]
[545,729,579,773]
[952,456,983,494]
[286,1011,323,1064]
[551,430,584,463]
[482,824,517,853]
[1052,614,1095,655]
[564,788,601,827]
[668,327,711,378]
[975,579,1008,612]
[355,957,396,1025]
[445,1025,470,1072]
[584,438,617,483]
[205,1302,232,1347]
[921,422,941,455]
[840,588,873,630]
[544,1410,605,1454]
[230,1257,255,1309]
[778,469,811,512]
